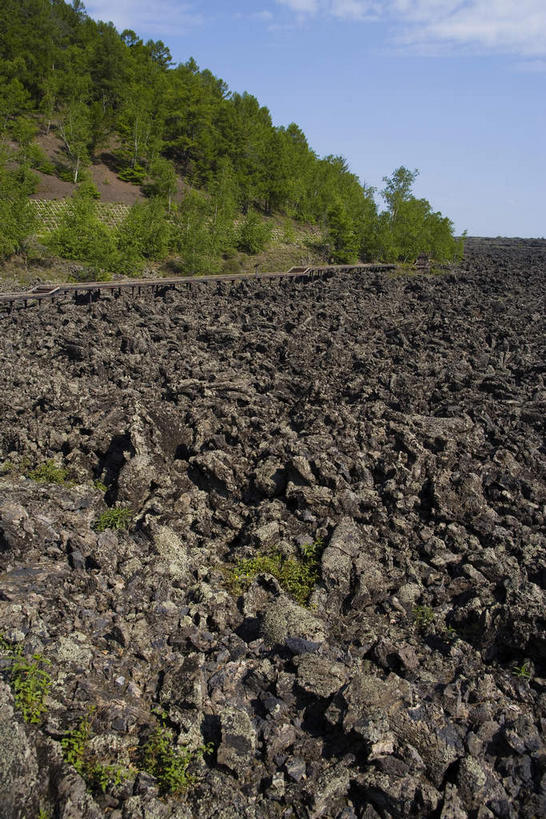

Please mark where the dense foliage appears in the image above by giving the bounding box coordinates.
[0,0,463,269]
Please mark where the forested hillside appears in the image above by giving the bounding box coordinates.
[0,0,463,279]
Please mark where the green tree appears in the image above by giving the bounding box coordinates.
[378,167,461,262]
[0,74,30,134]
[58,100,91,183]
[0,148,36,259]
[170,190,219,274]
[147,157,177,211]
[382,167,419,218]
[208,156,238,253]
[326,199,359,263]
[11,116,39,162]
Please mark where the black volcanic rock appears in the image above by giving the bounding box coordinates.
[0,238,545,817]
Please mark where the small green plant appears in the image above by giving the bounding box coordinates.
[142,717,212,796]
[93,507,132,532]
[28,459,70,485]
[93,479,108,492]
[0,460,14,474]
[412,605,435,631]
[62,709,128,793]
[229,538,323,606]
[61,708,93,775]
[512,662,532,680]
[0,636,51,724]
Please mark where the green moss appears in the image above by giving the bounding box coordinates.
[229,538,323,606]
[28,459,70,485]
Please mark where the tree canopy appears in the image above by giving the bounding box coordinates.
[0,0,463,269]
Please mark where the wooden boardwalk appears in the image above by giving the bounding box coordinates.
[0,263,395,312]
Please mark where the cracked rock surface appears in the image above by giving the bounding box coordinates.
[0,237,545,817]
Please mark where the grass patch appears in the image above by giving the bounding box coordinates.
[0,635,51,724]
[142,715,212,797]
[228,538,323,606]
[93,507,132,532]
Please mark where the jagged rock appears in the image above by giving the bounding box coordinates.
[321,517,362,602]
[254,459,286,497]
[0,239,545,817]
[294,654,347,698]
[0,681,42,817]
[261,595,327,646]
[217,706,257,778]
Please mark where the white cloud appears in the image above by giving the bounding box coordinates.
[276,0,319,12]
[275,1,546,57]
[85,0,203,36]
[330,1,379,20]
[277,0,377,16]
[396,1,546,57]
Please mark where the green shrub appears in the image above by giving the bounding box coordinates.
[62,709,128,793]
[56,165,78,183]
[237,211,272,255]
[229,538,323,606]
[25,143,56,175]
[281,218,297,244]
[169,190,221,275]
[412,604,435,631]
[142,718,212,796]
[117,164,146,184]
[0,636,51,724]
[113,198,170,274]
[221,257,242,275]
[76,180,100,199]
[93,507,132,532]
[68,265,111,283]
[45,191,116,270]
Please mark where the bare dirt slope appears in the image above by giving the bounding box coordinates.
[0,239,545,818]
[30,132,145,204]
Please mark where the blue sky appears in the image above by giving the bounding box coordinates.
[85,1,545,237]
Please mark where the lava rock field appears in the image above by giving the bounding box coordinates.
[0,238,545,818]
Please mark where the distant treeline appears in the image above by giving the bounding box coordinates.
[0,0,463,270]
